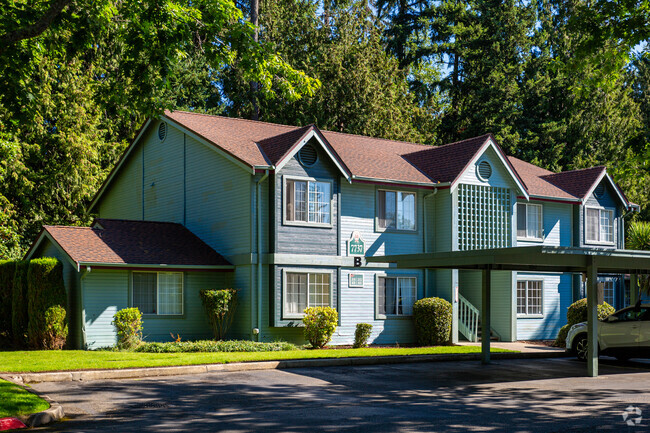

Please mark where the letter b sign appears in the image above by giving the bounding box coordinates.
[354,257,362,267]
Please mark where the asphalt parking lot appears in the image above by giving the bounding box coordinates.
[33,357,650,432]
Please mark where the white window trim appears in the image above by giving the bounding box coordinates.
[282,175,334,228]
[282,269,334,320]
[584,206,615,246]
[375,188,418,233]
[516,278,544,318]
[516,203,544,242]
[375,273,418,320]
[131,271,184,316]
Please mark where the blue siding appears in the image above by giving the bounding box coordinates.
[516,273,572,340]
[82,270,129,349]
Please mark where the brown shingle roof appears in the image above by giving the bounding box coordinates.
[508,157,579,200]
[541,166,606,200]
[42,219,231,267]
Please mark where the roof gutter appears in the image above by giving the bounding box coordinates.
[76,262,235,271]
[351,175,447,189]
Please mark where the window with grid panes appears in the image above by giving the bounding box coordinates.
[586,207,614,244]
[517,280,542,316]
[285,178,331,224]
[602,280,615,307]
[377,276,416,318]
[132,272,183,315]
[284,272,331,317]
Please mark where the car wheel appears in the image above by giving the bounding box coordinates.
[574,335,589,361]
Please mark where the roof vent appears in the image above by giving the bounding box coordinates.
[477,160,492,181]
[594,183,605,198]
[158,122,167,141]
[298,144,318,166]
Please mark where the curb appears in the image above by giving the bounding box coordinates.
[5,350,569,384]
[0,375,65,428]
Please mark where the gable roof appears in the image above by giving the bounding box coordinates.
[26,219,233,270]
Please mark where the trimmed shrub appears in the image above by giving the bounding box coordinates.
[199,289,238,340]
[113,308,143,350]
[353,323,372,348]
[303,306,338,348]
[12,261,29,346]
[555,298,616,346]
[136,339,297,353]
[0,260,17,338]
[44,305,68,349]
[27,258,67,349]
[413,297,452,346]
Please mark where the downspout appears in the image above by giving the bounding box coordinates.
[422,188,438,297]
[256,170,269,341]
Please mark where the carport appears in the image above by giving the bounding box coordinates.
[367,246,650,377]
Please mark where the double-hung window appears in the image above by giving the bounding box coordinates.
[517,280,542,316]
[517,203,543,240]
[376,276,416,318]
[133,272,183,315]
[284,272,331,318]
[285,178,331,225]
[601,279,615,307]
[377,190,416,231]
[585,207,614,244]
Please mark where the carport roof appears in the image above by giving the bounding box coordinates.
[367,246,650,274]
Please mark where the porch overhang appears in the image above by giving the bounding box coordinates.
[367,246,650,377]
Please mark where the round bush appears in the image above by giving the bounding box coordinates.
[353,323,372,348]
[554,324,570,347]
[199,289,238,340]
[113,307,143,350]
[302,306,338,348]
[567,298,615,327]
[413,297,452,346]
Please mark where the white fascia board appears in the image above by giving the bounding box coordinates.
[581,171,629,208]
[274,129,352,182]
[163,116,259,174]
[451,139,530,200]
[88,119,152,212]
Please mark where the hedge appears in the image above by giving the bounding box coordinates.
[113,308,143,350]
[0,260,17,338]
[413,297,452,346]
[27,258,68,349]
[353,323,372,348]
[555,298,616,347]
[303,306,338,348]
[11,261,29,346]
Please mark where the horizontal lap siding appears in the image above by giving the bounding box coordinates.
[458,146,515,189]
[83,270,129,349]
[516,273,572,340]
[516,201,572,248]
[99,144,143,219]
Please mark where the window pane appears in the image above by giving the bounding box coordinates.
[286,179,295,221]
[397,192,415,230]
[526,205,542,239]
[600,210,613,243]
[381,277,397,315]
[517,281,526,314]
[308,181,330,224]
[133,273,156,314]
[527,281,542,315]
[292,180,307,222]
[398,278,416,315]
[603,280,615,306]
[286,273,307,315]
[383,191,396,229]
[378,277,386,315]
[586,208,599,242]
[517,203,527,238]
[158,272,183,315]
[308,273,330,308]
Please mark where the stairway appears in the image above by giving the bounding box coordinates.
[477,320,500,342]
[458,294,501,342]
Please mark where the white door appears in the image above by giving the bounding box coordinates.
[599,308,641,350]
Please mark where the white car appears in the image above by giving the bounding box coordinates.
[566,303,650,361]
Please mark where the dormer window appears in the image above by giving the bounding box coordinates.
[284,177,332,226]
[586,207,614,244]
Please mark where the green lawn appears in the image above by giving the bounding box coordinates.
[0,379,50,418]
[0,346,514,373]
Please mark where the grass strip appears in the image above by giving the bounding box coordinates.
[0,379,50,418]
[0,346,515,373]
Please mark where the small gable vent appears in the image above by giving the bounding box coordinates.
[594,183,605,198]
[158,122,167,141]
[477,160,492,181]
[299,144,318,166]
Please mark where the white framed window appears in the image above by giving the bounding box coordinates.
[517,280,543,316]
[377,189,416,231]
[376,276,417,319]
[585,207,614,244]
[601,279,615,306]
[284,177,332,226]
[283,271,332,319]
[132,272,183,315]
[517,203,543,240]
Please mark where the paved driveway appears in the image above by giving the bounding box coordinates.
[33,358,650,432]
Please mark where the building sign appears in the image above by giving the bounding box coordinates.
[347,230,365,256]
[349,273,364,288]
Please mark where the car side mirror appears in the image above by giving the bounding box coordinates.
[606,316,619,323]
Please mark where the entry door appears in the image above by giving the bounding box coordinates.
[599,308,641,350]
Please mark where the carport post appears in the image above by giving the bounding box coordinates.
[481,267,491,364]
[631,274,639,305]
[586,258,598,378]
